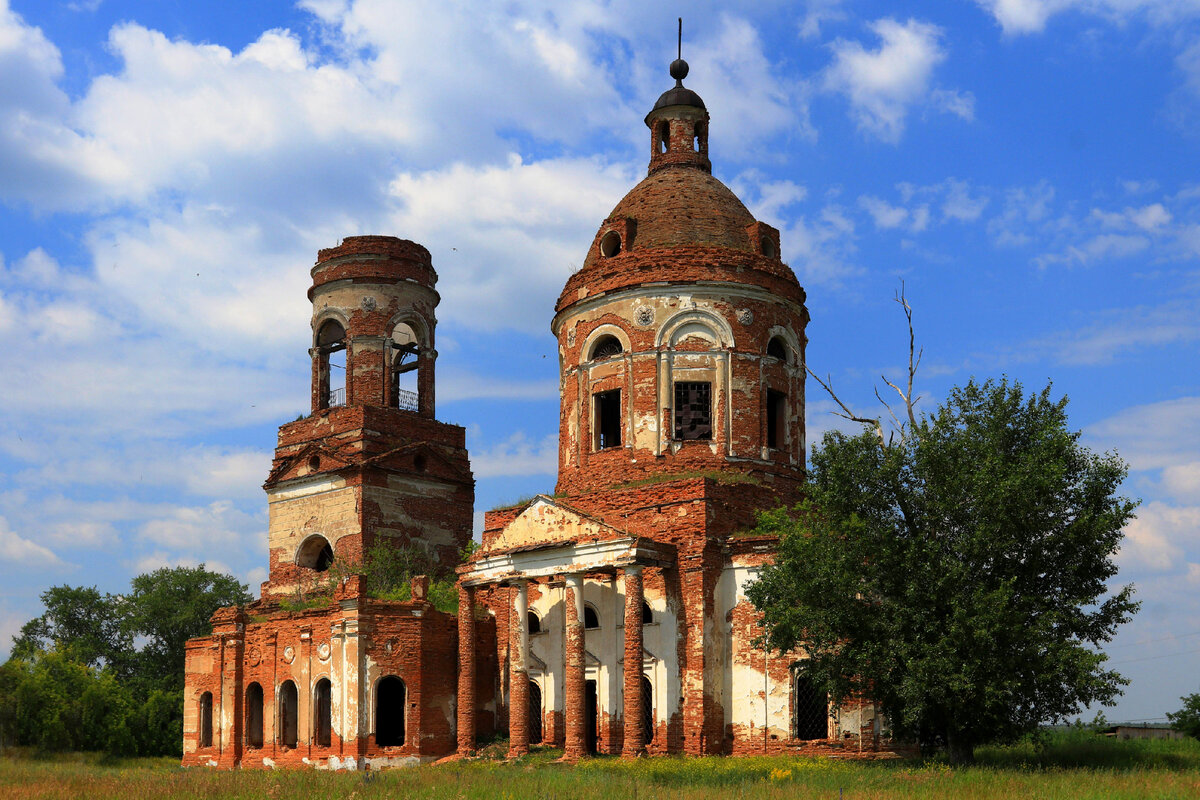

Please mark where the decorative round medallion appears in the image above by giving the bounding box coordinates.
[737,308,754,326]
[634,306,654,327]
[360,296,377,312]
[317,642,331,662]
[282,645,296,664]
[247,645,262,667]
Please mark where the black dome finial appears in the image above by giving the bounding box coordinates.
[670,17,688,86]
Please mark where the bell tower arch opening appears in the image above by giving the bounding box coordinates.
[314,319,347,410]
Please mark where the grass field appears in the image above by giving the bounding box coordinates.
[2,731,1199,799]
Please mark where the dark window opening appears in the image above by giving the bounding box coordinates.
[767,389,787,449]
[279,681,298,748]
[793,673,827,740]
[641,601,653,625]
[641,675,654,744]
[590,334,623,361]
[390,323,420,411]
[600,230,622,258]
[297,535,335,572]
[527,611,541,634]
[674,382,712,440]
[695,122,708,154]
[245,683,264,748]
[314,678,332,747]
[657,121,669,153]
[595,389,622,450]
[767,337,787,362]
[584,604,600,630]
[316,320,347,409]
[199,691,213,748]
[761,235,776,258]
[529,680,543,744]
[376,675,406,746]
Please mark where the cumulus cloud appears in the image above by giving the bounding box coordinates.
[0,515,63,566]
[1087,396,1200,471]
[823,18,966,143]
[470,431,559,478]
[1120,501,1200,572]
[977,0,1200,35]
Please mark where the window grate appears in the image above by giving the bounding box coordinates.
[674,381,712,440]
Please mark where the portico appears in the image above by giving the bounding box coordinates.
[456,496,673,759]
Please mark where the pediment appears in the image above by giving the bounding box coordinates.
[265,443,354,486]
[363,441,471,481]
[483,496,629,555]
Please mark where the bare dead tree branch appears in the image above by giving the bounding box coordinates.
[804,281,924,452]
[805,366,886,449]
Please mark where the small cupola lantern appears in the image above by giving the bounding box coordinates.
[645,19,710,175]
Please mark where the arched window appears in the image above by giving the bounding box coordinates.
[529,680,543,745]
[313,678,332,747]
[792,673,828,740]
[641,675,654,744]
[316,320,347,409]
[694,121,708,154]
[767,336,788,362]
[245,682,264,748]
[198,691,213,748]
[297,535,334,572]
[376,676,406,746]
[641,602,653,625]
[658,120,669,153]
[279,680,298,748]
[583,604,600,630]
[527,611,542,634]
[599,230,622,258]
[390,322,420,412]
[589,335,623,361]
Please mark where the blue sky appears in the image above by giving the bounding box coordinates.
[1,0,1198,726]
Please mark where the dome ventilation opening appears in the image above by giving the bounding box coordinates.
[761,236,776,259]
[600,231,622,258]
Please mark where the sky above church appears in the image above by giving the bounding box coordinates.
[0,0,1198,725]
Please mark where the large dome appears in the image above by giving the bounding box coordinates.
[579,168,757,272]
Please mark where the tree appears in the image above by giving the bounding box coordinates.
[1168,693,1200,739]
[11,585,132,676]
[746,378,1139,763]
[124,565,251,692]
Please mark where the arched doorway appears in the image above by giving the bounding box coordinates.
[313,678,332,747]
[245,682,264,748]
[528,680,543,745]
[792,673,827,740]
[198,691,213,748]
[279,680,298,748]
[376,676,406,746]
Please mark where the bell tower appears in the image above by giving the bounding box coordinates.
[261,236,474,599]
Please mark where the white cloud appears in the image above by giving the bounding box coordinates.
[0,515,63,566]
[799,0,847,40]
[941,178,989,221]
[1087,396,1200,471]
[824,18,965,143]
[977,0,1200,35]
[42,520,117,548]
[139,500,260,550]
[470,431,558,479]
[1163,462,1200,501]
[1119,501,1200,572]
[859,195,909,228]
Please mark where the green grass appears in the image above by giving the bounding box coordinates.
[2,734,1199,799]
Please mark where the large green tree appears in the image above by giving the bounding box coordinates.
[1167,693,1200,739]
[746,378,1138,763]
[3,564,250,755]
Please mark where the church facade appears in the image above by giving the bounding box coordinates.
[181,56,883,770]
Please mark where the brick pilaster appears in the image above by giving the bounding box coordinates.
[508,580,530,757]
[563,574,586,760]
[457,585,476,755]
[621,566,645,758]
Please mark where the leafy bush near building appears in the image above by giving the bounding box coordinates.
[0,566,250,756]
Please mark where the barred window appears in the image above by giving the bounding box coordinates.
[674,382,712,440]
[792,673,828,740]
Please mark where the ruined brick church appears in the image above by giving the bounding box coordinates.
[182,53,882,769]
